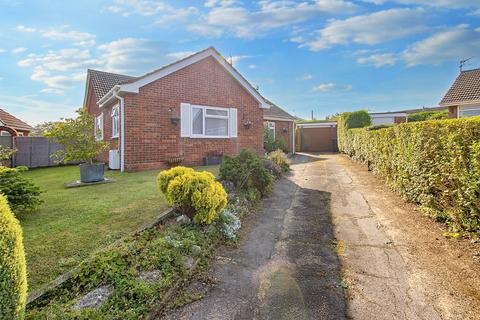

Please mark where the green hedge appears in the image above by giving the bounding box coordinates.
[338,116,480,234]
[0,194,28,319]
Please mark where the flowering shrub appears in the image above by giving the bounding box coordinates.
[157,168,227,224]
[269,149,289,172]
[218,209,241,240]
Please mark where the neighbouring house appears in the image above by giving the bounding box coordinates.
[440,68,480,118]
[0,108,33,136]
[369,111,407,125]
[84,47,293,171]
[263,103,296,153]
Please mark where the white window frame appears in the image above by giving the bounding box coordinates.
[190,105,230,139]
[111,105,120,138]
[265,121,275,139]
[95,113,104,141]
[458,105,480,118]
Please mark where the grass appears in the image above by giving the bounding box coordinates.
[20,164,219,292]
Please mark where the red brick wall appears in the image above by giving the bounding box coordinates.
[123,56,263,171]
[85,82,119,163]
[448,106,458,119]
[267,120,294,153]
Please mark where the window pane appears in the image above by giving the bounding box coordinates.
[192,107,203,134]
[206,108,228,116]
[206,118,228,136]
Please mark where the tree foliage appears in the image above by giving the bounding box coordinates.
[45,108,108,164]
[407,110,448,122]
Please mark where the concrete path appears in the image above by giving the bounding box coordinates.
[161,153,480,320]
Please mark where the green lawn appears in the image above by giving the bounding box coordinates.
[20,164,219,292]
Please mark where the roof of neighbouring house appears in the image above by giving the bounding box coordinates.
[440,68,480,106]
[263,102,296,121]
[0,108,33,131]
[87,69,136,100]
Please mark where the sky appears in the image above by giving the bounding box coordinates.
[0,0,479,125]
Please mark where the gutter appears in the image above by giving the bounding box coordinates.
[113,90,125,172]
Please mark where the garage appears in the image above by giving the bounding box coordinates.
[296,122,338,152]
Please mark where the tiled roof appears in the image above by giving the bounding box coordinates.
[264,102,296,121]
[440,68,480,105]
[87,69,136,100]
[0,108,33,131]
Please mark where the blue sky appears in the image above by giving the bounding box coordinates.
[1,0,479,125]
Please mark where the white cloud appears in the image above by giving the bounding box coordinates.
[166,50,197,61]
[0,94,77,125]
[41,28,96,47]
[205,0,238,8]
[302,8,425,51]
[98,38,169,74]
[12,47,27,54]
[228,55,251,65]
[108,0,198,24]
[40,88,64,95]
[248,64,256,69]
[312,83,352,92]
[357,53,397,67]
[186,23,224,37]
[18,48,98,71]
[361,0,480,9]
[192,0,358,39]
[16,25,36,32]
[0,49,5,53]
[402,25,480,66]
[298,74,313,81]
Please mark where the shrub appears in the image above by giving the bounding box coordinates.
[219,149,273,197]
[264,126,288,152]
[156,166,194,194]
[342,110,371,129]
[408,110,448,122]
[269,149,289,172]
[45,108,108,164]
[0,167,42,214]
[157,168,227,224]
[0,194,28,319]
[262,159,282,177]
[337,116,480,234]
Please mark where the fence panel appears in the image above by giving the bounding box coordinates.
[13,137,64,168]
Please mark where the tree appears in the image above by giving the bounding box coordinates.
[407,110,448,122]
[45,108,108,164]
[31,121,60,136]
[342,110,371,129]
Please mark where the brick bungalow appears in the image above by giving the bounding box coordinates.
[84,47,292,171]
[440,68,480,118]
[0,108,33,136]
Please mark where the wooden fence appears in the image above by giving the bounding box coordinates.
[0,136,64,168]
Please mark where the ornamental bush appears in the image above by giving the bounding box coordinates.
[269,149,289,172]
[157,168,227,224]
[0,194,28,320]
[219,149,273,197]
[0,167,42,214]
[407,110,448,122]
[338,116,480,234]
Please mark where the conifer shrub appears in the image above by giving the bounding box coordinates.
[157,168,227,224]
[0,167,42,214]
[0,194,28,319]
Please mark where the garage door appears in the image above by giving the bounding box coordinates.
[299,127,337,152]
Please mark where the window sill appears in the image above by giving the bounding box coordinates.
[188,135,232,139]
[111,135,119,139]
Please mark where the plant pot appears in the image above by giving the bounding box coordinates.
[203,156,222,166]
[79,163,105,183]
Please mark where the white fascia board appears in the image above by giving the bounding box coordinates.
[116,48,270,109]
[263,116,295,122]
[370,112,407,118]
[296,122,337,128]
[82,73,91,108]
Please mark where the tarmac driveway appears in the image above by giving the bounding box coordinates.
[161,153,480,320]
